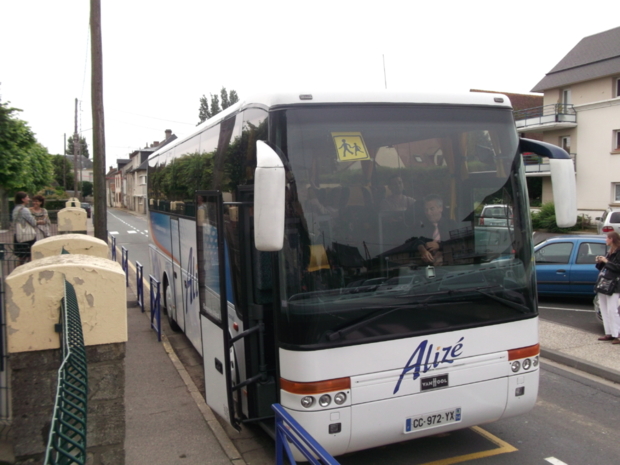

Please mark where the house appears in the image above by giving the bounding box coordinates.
[106,165,117,207]
[115,159,130,208]
[114,129,177,213]
[514,25,620,219]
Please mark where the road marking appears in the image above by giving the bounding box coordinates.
[109,231,119,235]
[545,458,568,465]
[128,231,137,234]
[419,426,517,465]
[539,306,594,313]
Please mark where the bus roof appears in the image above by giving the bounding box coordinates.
[149,91,513,161]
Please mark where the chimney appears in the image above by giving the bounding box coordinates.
[165,129,172,140]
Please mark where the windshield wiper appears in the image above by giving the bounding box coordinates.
[473,288,530,313]
[326,302,432,342]
[325,285,524,342]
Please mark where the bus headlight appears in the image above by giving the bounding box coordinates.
[522,358,532,370]
[511,361,521,373]
[319,394,332,407]
[533,355,539,367]
[301,396,315,408]
[334,392,347,405]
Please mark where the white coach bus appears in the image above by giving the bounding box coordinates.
[147,91,576,456]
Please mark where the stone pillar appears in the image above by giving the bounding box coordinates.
[57,207,87,235]
[5,254,127,464]
[31,234,108,260]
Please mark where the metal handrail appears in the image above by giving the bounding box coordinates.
[272,403,340,465]
[514,103,576,120]
[121,246,128,287]
[136,261,144,313]
[45,279,88,465]
[149,275,161,342]
[110,236,116,262]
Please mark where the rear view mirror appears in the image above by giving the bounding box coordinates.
[254,141,285,251]
[519,138,577,228]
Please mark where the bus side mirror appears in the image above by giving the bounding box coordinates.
[519,138,577,228]
[254,141,285,251]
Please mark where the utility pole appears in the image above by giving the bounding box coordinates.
[90,0,107,241]
[73,98,79,200]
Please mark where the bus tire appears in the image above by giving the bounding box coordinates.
[163,277,182,332]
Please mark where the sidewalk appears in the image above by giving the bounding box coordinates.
[124,286,242,465]
[540,319,620,383]
[89,217,247,464]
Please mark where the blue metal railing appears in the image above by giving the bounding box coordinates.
[149,275,161,342]
[45,279,88,465]
[136,261,144,313]
[272,403,340,465]
[121,246,128,287]
[110,236,116,262]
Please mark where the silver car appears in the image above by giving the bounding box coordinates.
[478,205,513,227]
[596,207,620,234]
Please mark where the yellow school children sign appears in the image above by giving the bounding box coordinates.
[332,132,370,162]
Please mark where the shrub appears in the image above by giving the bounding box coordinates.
[531,202,591,232]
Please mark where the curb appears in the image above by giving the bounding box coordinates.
[541,347,620,384]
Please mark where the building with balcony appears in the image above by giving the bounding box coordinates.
[514,25,620,218]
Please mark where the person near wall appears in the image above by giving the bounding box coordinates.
[595,231,620,344]
[30,195,51,240]
[12,191,38,265]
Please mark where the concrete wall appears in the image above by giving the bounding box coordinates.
[10,344,125,464]
[5,254,127,464]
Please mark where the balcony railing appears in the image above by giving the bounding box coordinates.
[523,152,576,174]
[514,104,577,131]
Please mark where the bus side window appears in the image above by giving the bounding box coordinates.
[253,250,273,304]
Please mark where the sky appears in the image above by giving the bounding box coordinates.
[1,1,619,170]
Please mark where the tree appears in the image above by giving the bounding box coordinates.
[66,134,90,159]
[197,87,239,124]
[0,98,52,227]
[81,180,93,197]
[51,155,75,190]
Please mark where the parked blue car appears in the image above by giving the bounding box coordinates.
[534,235,607,296]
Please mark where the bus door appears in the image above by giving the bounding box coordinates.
[170,217,186,331]
[238,187,278,421]
[196,191,237,429]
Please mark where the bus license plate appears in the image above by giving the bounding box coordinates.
[404,408,461,433]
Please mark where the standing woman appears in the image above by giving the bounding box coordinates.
[12,192,38,265]
[30,195,51,240]
[595,231,620,343]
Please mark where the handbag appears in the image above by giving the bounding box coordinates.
[595,274,619,296]
[15,207,37,243]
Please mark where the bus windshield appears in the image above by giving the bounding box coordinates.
[274,104,535,349]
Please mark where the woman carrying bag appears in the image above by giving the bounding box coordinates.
[12,191,38,265]
[595,231,620,344]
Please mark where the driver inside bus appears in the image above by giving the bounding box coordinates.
[412,194,457,265]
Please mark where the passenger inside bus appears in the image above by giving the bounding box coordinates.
[380,175,416,211]
[410,194,458,265]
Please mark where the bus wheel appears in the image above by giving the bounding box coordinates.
[163,280,181,332]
